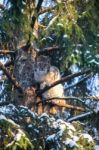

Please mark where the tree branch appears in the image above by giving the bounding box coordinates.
[0,50,15,56]
[68,111,94,122]
[37,69,91,96]
[65,73,92,90]
[39,6,56,15]
[31,0,44,29]
[52,102,85,111]
[36,96,92,111]
[38,46,64,55]
[0,62,23,93]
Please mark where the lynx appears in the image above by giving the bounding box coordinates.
[34,56,66,114]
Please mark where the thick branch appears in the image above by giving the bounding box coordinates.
[37,69,91,96]
[0,62,23,93]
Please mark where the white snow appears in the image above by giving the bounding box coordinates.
[14,129,25,141]
[14,132,22,141]
[63,138,78,148]
[95,102,99,113]
[47,134,56,141]
[94,145,99,150]
[73,135,79,142]
[80,133,93,142]
[40,113,49,118]
[0,114,6,120]
[57,23,64,27]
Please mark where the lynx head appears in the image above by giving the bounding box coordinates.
[34,55,51,82]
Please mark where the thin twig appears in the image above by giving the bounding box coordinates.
[68,111,94,122]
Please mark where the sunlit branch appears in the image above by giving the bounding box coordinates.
[50,101,85,111]
[37,69,91,96]
[0,50,15,56]
[36,96,92,111]
[0,62,23,93]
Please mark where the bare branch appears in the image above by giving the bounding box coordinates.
[0,50,15,56]
[35,97,84,111]
[50,101,85,111]
[38,46,64,55]
[68,111,94,122]
[37,69,91,96]
[0,62,23,93]
[36,96,92,111]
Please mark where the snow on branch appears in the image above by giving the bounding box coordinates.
[68,111,93,122]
